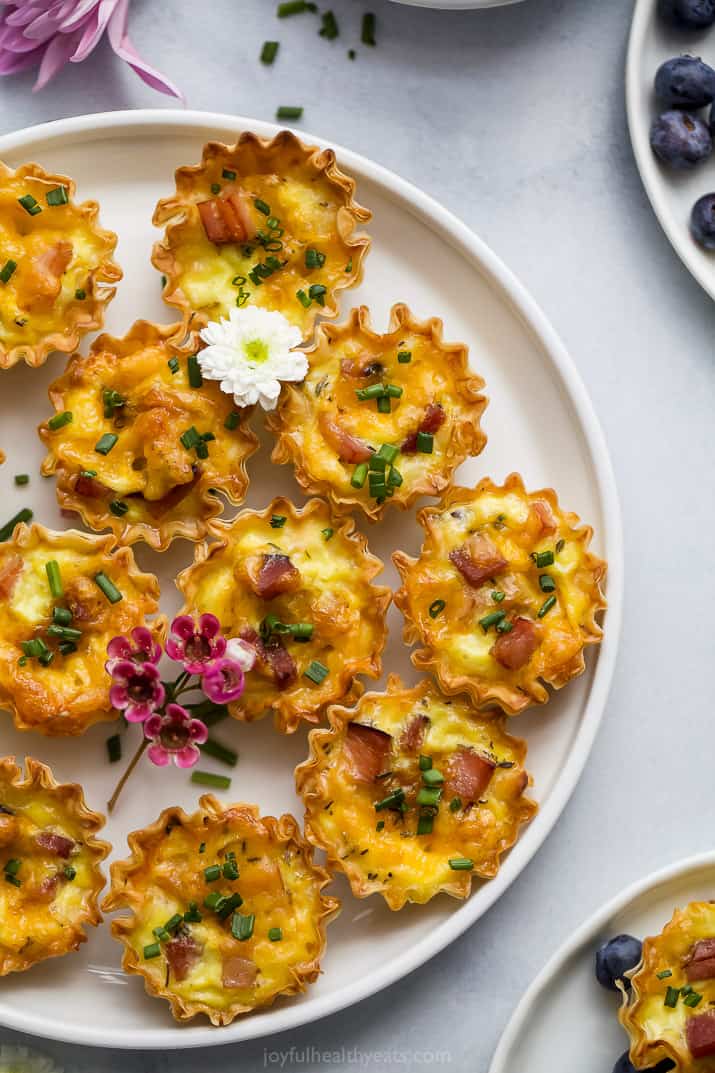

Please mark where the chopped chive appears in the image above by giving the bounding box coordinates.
[58,641,77,656]
[376,820,385,831]
[374,788,405,812]
[94,572,122,604]
[397,350,411,363]
[351,462,368,489]
[46,185,68,206]
[254,198,271,216]
[201,738,238,767]
[278,0,316,12]
[0,259,17,284]
[319,9,338,37]
[449,796,462,812]
[305,247,326,269]
[94,433,118,455]
[204,864,221,883]
[4,859,21,876]
[308,282,326,305]
[664,986,680,1008]
[188,355,203,388]
[429,599,446,618]
[276,106,304,120]
[268,927,283,941]
[348,48,356,59]
[532,550,554,568]
[143,943,161,960]
[356,383,387,401]
[191,771,231,790]
[48,411,73,431]
[109,500,128,517]
[377,443,399,464]
[184,902,203,923]
[296,288,311,308]
[224,410,240,430]
[422,768,444,787]
[63,864,76,881]
[204,891,223,910]
[537,595,557,618]
[22,638,48,659]
[292,622,314,641]
[416,431,433,453]
[74,288,86,300]
[417,787,441,807]
[180,426,201,451]
[164,913,183,933]
[14,474,29,486]
[361,12,376,45]
[168,356,179,374]
[261,40,280,64]
[0,508,32,542]
[417,812,434,836]
[321,527,333,541]
[656,969,673,980]
[80,469,97,478]
[198,843,206,855]
[52,607,72,626]
[491,590,505,603]
[216,892,243,920]
[153,926,170,941]
[38,649,55,666]
[496,619,514,634]
[211,182,221,195]
[45,560,63,598]
[304,660,328,685]
[103,388,125,418]
[479,610,505,632]
[685,992,703,1008]
[539,574,556,593]
[222,859,240,880]
[377,395,391,414]
[555,538,565,554]
[385,384,403,398]
[46,625,82,641]
[18,194,41,216]
[270,514,287,528]
[449,857,474,871]
[106,734,122,763]
[232,912,255,941]
[418,755,432,771]
[222,168,237,181]
[4,873,21,887]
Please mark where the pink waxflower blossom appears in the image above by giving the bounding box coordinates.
[0,0,182,97]
[166,614,226,675]
[144,703,208,769]
[202,656,245,704]
[106,626,161,670]
[109,659,165,723]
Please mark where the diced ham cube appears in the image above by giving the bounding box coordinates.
[35,831,75,858]
[344,723,392,784]
[73,473,111,500]
[687,1010,715,1059]
[197,193,252,244]
[0,555,23,600]
[449,533,508,588]
[492,617,539,671]
[319,413,373,464]
[445,747,495,802]
[165,933,203,982]
[248,553,301,600]
[22,241,73,310]
[222,956,257,989]
[686,938,715,982]
[400,714,429,753]
[401,403,446,454]
[531,500,558,535]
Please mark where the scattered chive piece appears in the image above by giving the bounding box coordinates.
[211,182,221,195]
[46,185,68,206]
[53,607,72,626]
[377,443,399,464]
[0,259,17,284]
[191,771,231,790]
[276,106,303,120]
[685,992,703,1007]
[94,433,118,455]
[0,508,32,542]
[356,383,386,401]
[80,470,97,479]
[348,48,356,59]
[106,734,122,763]
[268,927,283,942]
[216,892,243,920]
[180,426,201,451]
[222,859,239,881]
[417,813,434,836]
[418,755,432,771]
[277,0,316,14]
[58,641,77,656]
[261,40,280,64]
[296,288,311,308]
[397,350,411,363]
[664,986,680,1008]
[270,514,287,528]
[63,864,76,881]
[555,538,565,554]
[496,619,514,634]
[74,288,86,300]
[255,198,271,215]
[232,913,255,941]
[94,572,122,604]
[308,283,326,305]
[416,431,433,453]
[153,926,170,941]
[45,560,63,598]
[305,247,326,269]
[480,610,505,632]
[376,820,385,831]
[204,864,221,883]
[168,356,179,374]
[110,500,128,517]
[304,660,329,685]
[537,595,557,618]
[4,859,21,876]
[4,873,21,887]
[374,788,405,812]
[199,843,206,854]
[377,395,391,414]
[224,410,240,430]
[448,857,474,871]
[416,787,441,807]
[143,943,161,960]
[14,474,29,486]
[385,384,403,398]
[449,796,462,812]
[46,624,81,640]
[319,10,338,37]
[539,574,556,593]
[422,768,444,787]
[321,527,333,541]
[187,355,203,387]
[22,638,48,659]
[203,891,223,910]
[49,411,73,431]
[656,969,673,980]
[201,738,238,768]
[361,12,376,45]
[429,599,446,618]
[165,913,183,933]
[184,902,202,923]
[18,193,41,215]
[533,550,554,568]
[351,462,368,489]
[222,168,237,181]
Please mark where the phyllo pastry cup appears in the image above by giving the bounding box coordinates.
[176,497,391,733]
[267,304,488,520]
[0,756,109,975]
[0,162,121,370]
[103,796,339,1025]
[296,675,536,910]
[39,321,258,550]
[619,902,715,1070]
[393,474,606,715]
[0,523,162,735]
[151,131,370,337]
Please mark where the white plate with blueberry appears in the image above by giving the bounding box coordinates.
[489,851,715,1073]
[627,0,715,299]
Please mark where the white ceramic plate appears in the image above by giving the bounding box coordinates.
[0,109,622,1050]
[627,0,715,300]
[489,852,715,1072]
[389,0,523,9]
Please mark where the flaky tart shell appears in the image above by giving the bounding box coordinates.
[393,474,607,715]
[295,675,536,910]
[0,523,163,735]
[267,304,488,521]
[619,902,715,1071]
[0,756,110,976]
[152,131,371,338]
[0,162,121,370]
[103,796,340,1025]
[176,496,391,733]
[39,320,258,550]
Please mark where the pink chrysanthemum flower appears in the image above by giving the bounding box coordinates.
[202,656,245,705]
[0,0,181,96]
[108,659,165,723]
[144,703,208,769]
[166,614,226,675]
[106,626,161,670]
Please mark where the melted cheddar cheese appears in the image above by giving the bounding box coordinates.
[393,474,606,715]
[267,304,488,520]
[0,162,120,369]
[620,903,715,1071]
[104,798,338,1025]
[177,497,390,733]
[0,757,108,975]
[152,132,370,337]
[296,676,536,909]
[39,321,258,550]
[0,524,161,735]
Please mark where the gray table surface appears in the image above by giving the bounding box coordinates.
[1,0,714,1069]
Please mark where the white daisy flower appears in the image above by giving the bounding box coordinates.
[0,1045,63,1073]
[198,306,308,412]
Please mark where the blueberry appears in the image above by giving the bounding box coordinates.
[612,1054,675,1073]
[658,0,715,28]
[595,934,643,991]
[650,110,712,167]
[690,193,715,247]
[655,56,715,108]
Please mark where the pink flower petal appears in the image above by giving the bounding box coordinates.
[188,719,208,745]
[174,744,200,769]
[109,684,128,709]
[107,635,132,661]
[33,23,81,89]
[147,743,170,767]
[170,615,196,641]
[165,702,190,727]
[199,613,221,640]
[107,0,182,99]
[143,713,163,738]
[124,702,152,724]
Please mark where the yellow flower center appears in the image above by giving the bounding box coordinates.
[244,338,270,364]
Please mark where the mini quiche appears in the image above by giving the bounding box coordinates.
[0,523,162,735]
[295,676,536,910]
[103,796,339,1025]
[267,304,488,520]
[39,321,258,550]
[0,756,109,976]
[0,162,121,370]
[177,497,391,733]
[619,902,715,1069]
[393,474,607,715]
[151,132,370,337]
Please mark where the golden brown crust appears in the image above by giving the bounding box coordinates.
[0,523,163,735]
[295,675,536,910]
[103,796,339,1025]
[151,131,370,339]
[0,162,121,370]
[0,756,109,975]
[393,474,607,715]
[39,320,258,550]
[267,304,488,520]
[176,496,391,733]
